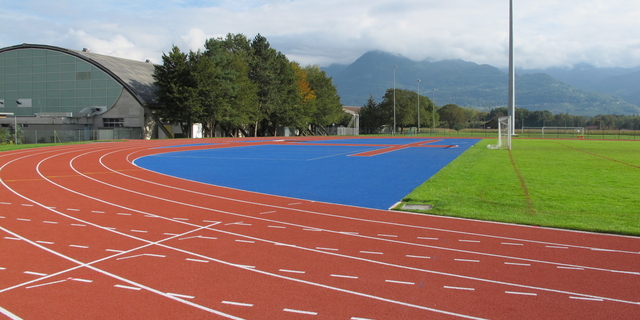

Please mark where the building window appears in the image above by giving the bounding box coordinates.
[103,118,124,128]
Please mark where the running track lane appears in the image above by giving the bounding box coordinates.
[0,138,638,320]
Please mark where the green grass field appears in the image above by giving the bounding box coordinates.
[400,139,640,236]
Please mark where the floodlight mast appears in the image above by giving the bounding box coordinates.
[508,0,516,135]
[393,65,397,136]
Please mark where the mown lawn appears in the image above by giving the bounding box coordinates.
[400,139,640,236]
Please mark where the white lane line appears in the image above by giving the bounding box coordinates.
[104,227,116,230]
[590,248,616,252]
[235,240,255,243]
[202,220,221,224]
[130,230,148,233]
[69,245,89,248]
[92,210,105,213]
[186,258,209,263]
[459,239,480,243]
[545,245,569,249]
[378,234,397,238]
[502,242,524,246]
[316,247,339,251]
[557,266,584,270]
[454,259,480,262]
[173,217,189,221]
[505,291,537,296]
[351,317,375,320]
[167,292,195,299]
[340,232,359,235]
[24,271,48,276]
[406,255,430,259]
[0,216,4,218]
[279,269,306,274]
[504,262,531,266]
[114,284,141,290]
[35,241,54,245]
[283,308,317,315]
[0,202,11,205]
[70,224,86,227]
[21,204,34,207]
[16,218,31,221]
[117,253,166,260]
[274,243,296,247]
[444,286,475,291]
[260,211,276,214]
[164,233,178,236]
[288,202,302,206]
[233,264,256,269]
[417,237,438,240]
[179,235,217,240]
[66,208,80,211]
[360,251,383,255]
[42,221,58,224]
[105,249,125,253]
[26,279,66,289]
[69,278,93,283]
[117,213,131,216]
[4,237,20,241]
[385,280,414,285]
[222,301,253,307]
[0,267,6,270]
[330,274,358,279]
[303,228,322,232]
[570,296,604,301]
[268,225,286,229]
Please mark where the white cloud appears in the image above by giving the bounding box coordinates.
[1,0,639,69]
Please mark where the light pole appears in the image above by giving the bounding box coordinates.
[393,65,397,136]
[417,79,421,134]
[432,88,436,133]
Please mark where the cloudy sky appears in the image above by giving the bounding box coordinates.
[2,0,639,69]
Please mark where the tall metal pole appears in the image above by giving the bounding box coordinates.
[417,79,421,134]
[393,65,397,136]
[432,88,435,133]
[508,0,516,134]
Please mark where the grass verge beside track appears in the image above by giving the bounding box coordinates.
[399,139,640,236]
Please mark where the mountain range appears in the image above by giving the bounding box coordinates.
[322,51,640,116]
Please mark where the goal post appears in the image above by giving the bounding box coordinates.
[487,116,512,150]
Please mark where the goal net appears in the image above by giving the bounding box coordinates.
[487,116,512,150]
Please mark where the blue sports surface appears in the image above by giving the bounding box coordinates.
[135,138,479,210]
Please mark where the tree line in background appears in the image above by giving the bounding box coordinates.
[358,88,640,133]
[152,33,346,138]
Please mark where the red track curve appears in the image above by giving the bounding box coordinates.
[0,138,638,319]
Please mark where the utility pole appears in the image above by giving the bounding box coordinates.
[393,65,397,136]
[508,0,516,135]
[417,79,421,134]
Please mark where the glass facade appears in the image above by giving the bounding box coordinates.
[0,48,123,116]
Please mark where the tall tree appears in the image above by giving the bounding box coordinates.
[202,34,258,137]
[437,104,466,130]
[304,65,344,130]
[153,45,201,138]
[358,95,386,133]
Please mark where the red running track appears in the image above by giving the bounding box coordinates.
[0,138,638,319]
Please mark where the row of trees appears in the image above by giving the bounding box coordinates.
[358,89,438,134]
[152,33,345,137]
[358,89,640,132]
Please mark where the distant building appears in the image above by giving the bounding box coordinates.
[0,44,168,143]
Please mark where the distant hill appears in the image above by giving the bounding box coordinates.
[595,70,640,107]
[323,51,640,116]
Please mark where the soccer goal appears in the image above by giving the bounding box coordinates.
[487,116,512,150]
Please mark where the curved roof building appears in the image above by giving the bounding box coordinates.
[0,44,168,142]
